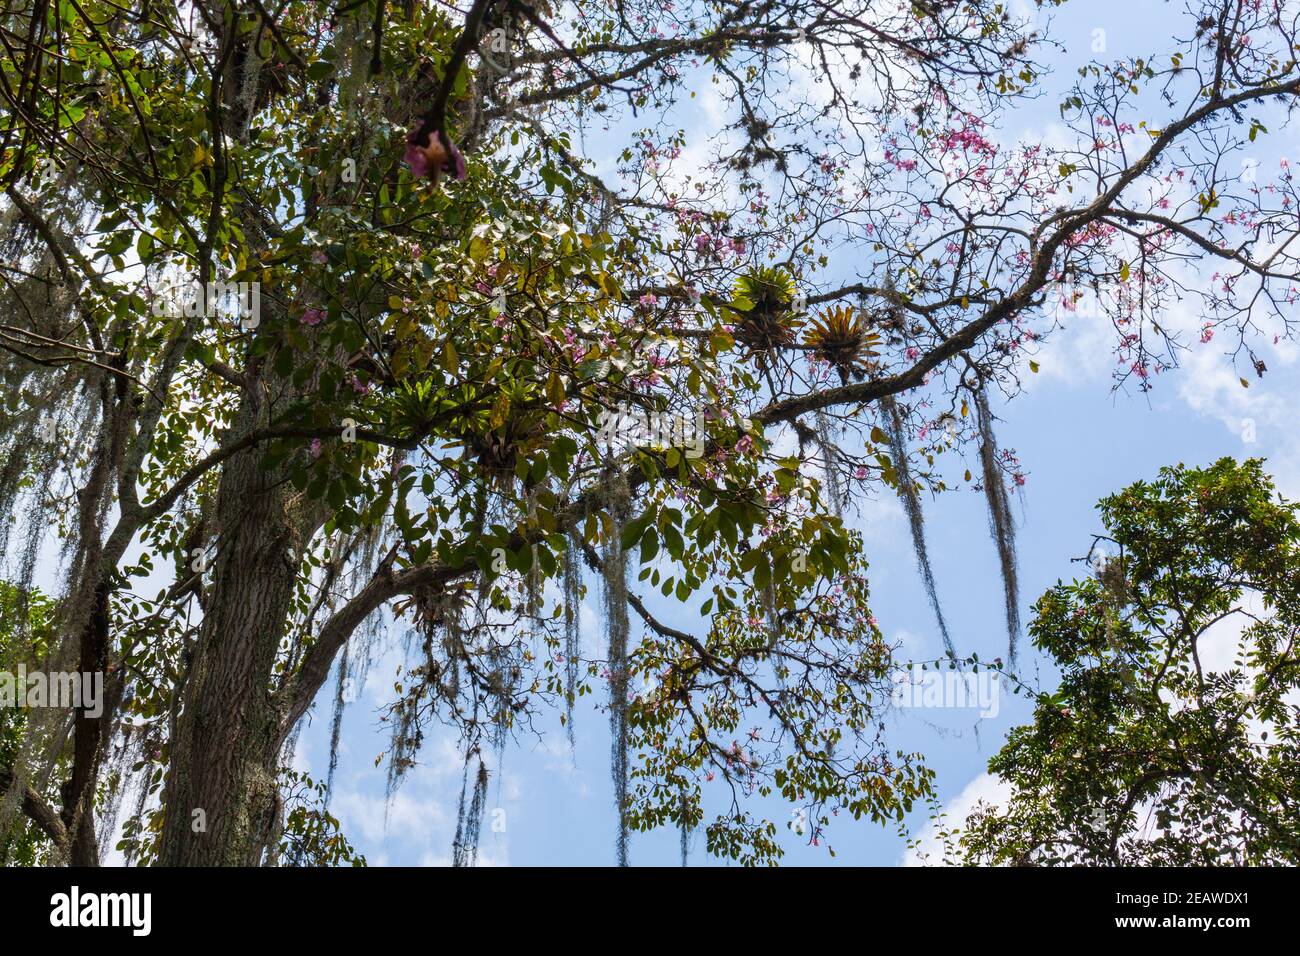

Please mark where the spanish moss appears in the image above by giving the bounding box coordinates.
[813,409,845,519]
[324,640,350,808]
[974,387,1021,668]
[562,530,582,755]
[679,789,690,867]
[451,750,489,867]
[881,394,955,659]
[599,469,631,867]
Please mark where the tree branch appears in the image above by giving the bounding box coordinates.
[0,767,69,851]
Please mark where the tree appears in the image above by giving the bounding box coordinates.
[0,581,66,863]
[0,0,1298,866]
[958,458,1299,866]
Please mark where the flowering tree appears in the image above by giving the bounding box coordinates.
[0,0,1297,866]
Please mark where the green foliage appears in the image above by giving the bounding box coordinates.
[959,459,1300,865]
[13,0,1249,867]
[625,544,933,865]
[0,581,59,865]
[730,267,796,316]
[278,770,366,868]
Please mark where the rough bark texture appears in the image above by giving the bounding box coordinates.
[65,582,109,865]
[156,368,324,866]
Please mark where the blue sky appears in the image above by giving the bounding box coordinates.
[306,347,1294,867]
[290,0,1300,866]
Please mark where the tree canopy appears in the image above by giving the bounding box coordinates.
[1,0,1298,866]
[956,458,1299,866]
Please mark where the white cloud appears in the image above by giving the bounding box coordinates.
[890,627,927,659]
[900,771,1011,866]
[332,785,448,847]
[1176,342,1284,438]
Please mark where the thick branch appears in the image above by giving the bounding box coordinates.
[275,66,1300,754]
[0,768,69,851]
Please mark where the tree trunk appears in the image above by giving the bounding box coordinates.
[156,377,320,866]
[155,5,392,866]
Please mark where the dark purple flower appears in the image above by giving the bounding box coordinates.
[403,135,432,179]
[404,128,468,183]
